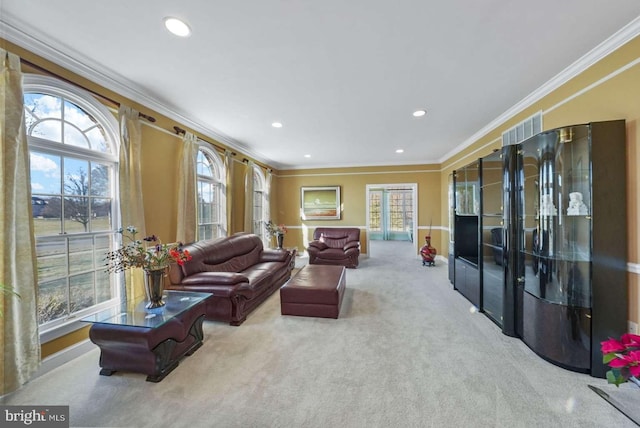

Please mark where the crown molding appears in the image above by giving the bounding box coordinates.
[0,15,276,167]
[438,15,640,164]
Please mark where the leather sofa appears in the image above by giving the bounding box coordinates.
[167,233,294,326]
[306,227,361,268]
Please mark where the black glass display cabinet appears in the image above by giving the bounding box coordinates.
[453,161,480,308]
[516,120,627,377]
[448,173,455,284]
[480,150,505,328]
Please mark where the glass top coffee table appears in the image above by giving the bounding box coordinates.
[81,290,212,382]
[82,290,211,328]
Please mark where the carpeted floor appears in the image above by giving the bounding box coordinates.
[2,240,637,427]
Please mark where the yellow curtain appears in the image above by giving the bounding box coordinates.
[118,105,145,303]
[0,49,40,395]
[265,168,272,221]
[243,160,255,232]
[222,149,233,236]
[176,132,197,243]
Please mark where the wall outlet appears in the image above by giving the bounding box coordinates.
[628,321,639,335]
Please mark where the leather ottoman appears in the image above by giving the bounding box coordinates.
[280,264,346,318]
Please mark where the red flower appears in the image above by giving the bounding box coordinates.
[621,333,640,349]
[602,334,640,386]
[169,248,192,266]
[601,338,626,354]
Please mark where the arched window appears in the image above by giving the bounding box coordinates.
[196,146,225,239]
[251,165,272,246]
[24,75,120,334]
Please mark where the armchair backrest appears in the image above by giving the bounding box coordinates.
[312,227,360,249]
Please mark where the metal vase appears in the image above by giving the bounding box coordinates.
[143,268,167,309]
[276,233,284,249]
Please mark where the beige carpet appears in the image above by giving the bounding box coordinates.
[2,240,637,427]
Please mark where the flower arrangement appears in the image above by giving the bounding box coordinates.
[601,333,640,386]
[265,220,287,237]
[105,226,192,273]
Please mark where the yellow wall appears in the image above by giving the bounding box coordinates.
[5,31,640,357]
[275,165,441,255]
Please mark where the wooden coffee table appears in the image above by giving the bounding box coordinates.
[82,290,211,382]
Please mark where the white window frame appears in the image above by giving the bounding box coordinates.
[196,145,225,240]
[252,166,267,243]
[24,74,121,343]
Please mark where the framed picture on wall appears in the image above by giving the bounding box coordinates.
[301,186,341,220]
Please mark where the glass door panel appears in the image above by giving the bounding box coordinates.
[481,151,504,326]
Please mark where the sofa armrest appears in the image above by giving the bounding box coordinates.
[343,241,359,251]
[260,249,290,263]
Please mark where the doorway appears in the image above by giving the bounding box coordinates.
[366,184,417,254]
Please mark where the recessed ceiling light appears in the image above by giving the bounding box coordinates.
[412,109,427,117]
[396,149,404,154]
[164,17,191,37]
[304,154,311,158]
[272,122,283,128]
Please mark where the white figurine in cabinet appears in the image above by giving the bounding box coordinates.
[567,192,588,215]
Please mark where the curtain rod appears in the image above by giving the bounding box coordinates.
[20,58,156,123]
[173,126,236,156]
[242,157,272,173]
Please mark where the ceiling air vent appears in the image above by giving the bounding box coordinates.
[502,112,543,146]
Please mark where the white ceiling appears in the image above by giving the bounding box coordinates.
[2,1,640,169]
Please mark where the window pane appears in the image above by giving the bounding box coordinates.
[197,151,213,177]
[63,158,89,195]
[69,236,94,275]
[31,119,62,142]
[25,93,63,141]
[36,238,68,283]
[24,93,62,119]
[198,181,213,222]
[91,198,112,231]
[94,235,110,269]
[30,151,61,194]
[33,196,62,236]
[64,197,90,233]
[38,278,69,324]
[70,272,95,313]
[199,224,213,240]
[86,126,109,153]
[90,163,111,197]
[63,123,90,148]
[64,100,97,131]
[95,271,113,304]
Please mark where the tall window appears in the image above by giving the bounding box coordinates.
[369,191,382,232]
[24,75,120,332]
[388,190,413,233]
[196,147,225,240]
[252,166,266,240]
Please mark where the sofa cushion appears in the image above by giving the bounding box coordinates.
[182,234,263,276]
[309,241,329,250]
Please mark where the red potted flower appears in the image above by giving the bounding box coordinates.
[601,333,640,387]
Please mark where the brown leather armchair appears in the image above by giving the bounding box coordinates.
[306,227,360,268]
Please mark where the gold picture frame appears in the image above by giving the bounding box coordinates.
[300,186,341,220]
